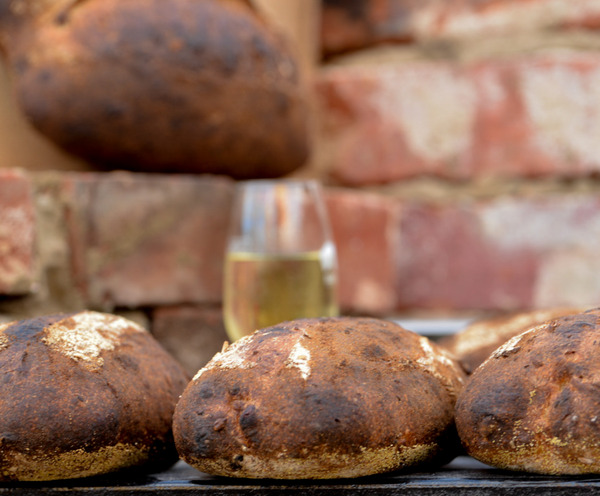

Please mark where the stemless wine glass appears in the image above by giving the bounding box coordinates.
[223,179,338,342]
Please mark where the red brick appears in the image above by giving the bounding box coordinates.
[315,53,600,185]
[63,172,234,308]
[396,201,539,311]
[0,169,35,294]
[321,0,600,57]
[326,189,400,314]
[60,174,94,302]
[391,193,600,312]
[476,195,600,310]
[151,305,228,377]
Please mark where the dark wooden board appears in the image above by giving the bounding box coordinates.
[1,458,600,496]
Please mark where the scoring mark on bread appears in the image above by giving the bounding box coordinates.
[286,339,311,380]
[416,336,464,384]
[42,311,145,367]
[193,329,314,383]
[193,334,256,382]
[488,325,540,362]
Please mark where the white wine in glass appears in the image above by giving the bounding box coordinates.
[223,180,338,342]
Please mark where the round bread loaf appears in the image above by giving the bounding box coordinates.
[455,308,600,474]
[173,317,466,479]
[0,0,309,178]
[0,311,189,481]
[440,308,584,374]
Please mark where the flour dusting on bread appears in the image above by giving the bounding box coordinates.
[286,339,311,380]
[0,321,12,351]
[488,325,541,361]
[193,334,256,381]
[42,311,145,366]
[416,336,464,384]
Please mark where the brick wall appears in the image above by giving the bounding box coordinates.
[2,168,600,373]
[310,0,600,314]
[1,0,600,374]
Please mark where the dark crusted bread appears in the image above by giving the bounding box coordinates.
[173,317,466,479]
[455,308,600,474]
[0,311,189,481]
[0,0,308,178]
[439,308,584,374]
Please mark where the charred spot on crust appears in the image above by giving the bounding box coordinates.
[565,361,586,380]
[550,388,576,438]
[0,432,18,447]
[362,344,387,360]
[228,384,242,396]
[298,388,369,451]
[114,352,139,372]
[198,384,215,399]
[3,314,74,341]
[239,405,259,444]
[459,379,530,446]
[230,454,244,470]
[193,427,213,457]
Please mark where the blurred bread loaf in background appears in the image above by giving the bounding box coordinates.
[0,0,310,178]
[439,307,586,374]
[0,61,90,172]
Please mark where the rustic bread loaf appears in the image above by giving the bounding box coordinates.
[439,308,584,374]
[455,308,600,474]
[0,311,189,481]
[173,317,466,479]
[0,0,309,178]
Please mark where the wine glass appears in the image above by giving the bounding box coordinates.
[223,179,338,342]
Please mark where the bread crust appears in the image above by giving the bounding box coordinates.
[0,311,189,481]
[455,308,600,474]
[440,308,584,373]
[173,317,466,479]
[0,0,308,178]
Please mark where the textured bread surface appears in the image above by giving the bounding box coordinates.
[173,317,466,479]
[440,307,584,374]
[0,311,190,481]
[0,0,308,178]
[455,308,600,474]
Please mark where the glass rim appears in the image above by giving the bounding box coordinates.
[235,178,321,190]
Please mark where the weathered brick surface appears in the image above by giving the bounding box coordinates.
[315,53,600,185]
[326,189,400,314]
[152,305,228,377]
[0,169,35,295]
[321,0,600,57]
[63,172,234,309]
[0,167,598,324]
[54,172,600,315]
[394,193,600,312]
[396,200,539,311]
[478,195,600,310]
